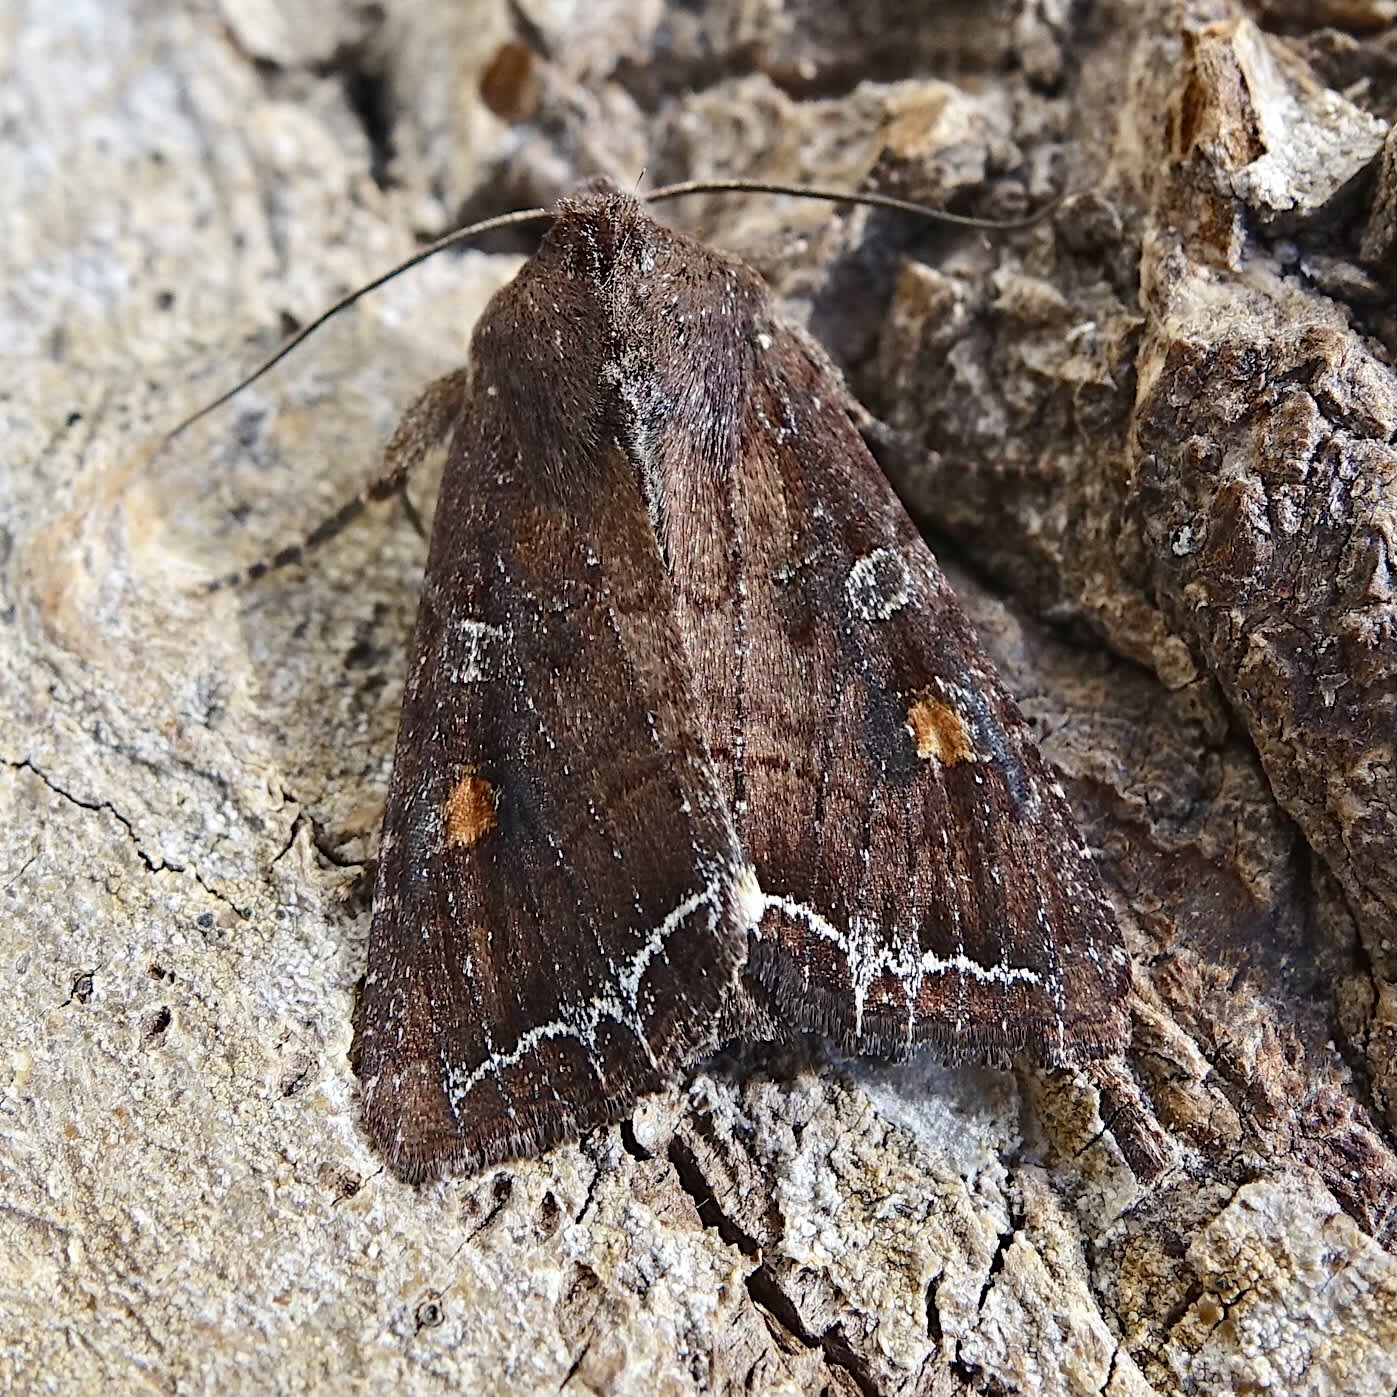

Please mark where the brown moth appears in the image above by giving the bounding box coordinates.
[333,181,1131,1182]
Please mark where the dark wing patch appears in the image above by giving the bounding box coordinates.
[356,220,754,1181]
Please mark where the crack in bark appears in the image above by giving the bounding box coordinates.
[666,1138,760,1257]
[665,1135,881,1396]
[2,850,38,890]
[1100,1341,1122,1397]
[462,1172,514,1244]
[13,756,161,870]
[925,1271,944,1344]
[572,1141,608,1224]
[746,1265,882,1397]
[7,757,246,920]
[271,806,369,873]
[327,46,395,192]
[558,1339,590,1393]
[973,1207,1020,1319]
[618,1118,653,1161]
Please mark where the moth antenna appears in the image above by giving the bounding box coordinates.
[165,206,550,442]
[190,176,1057,593]
[203,366,471,592]
[173,180,1049,444]
[643,178,1064,230]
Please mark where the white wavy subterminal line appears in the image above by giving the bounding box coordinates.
[445,872,740,1112]
[446,872,1049,1110]
[761,893,1042,1037]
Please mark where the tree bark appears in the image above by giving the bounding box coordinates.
[2,1,1394,1394]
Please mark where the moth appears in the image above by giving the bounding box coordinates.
[329,182,1128,1182]
[190,179,1130,1182]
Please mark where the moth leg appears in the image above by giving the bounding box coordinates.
[205,365,471,591]
[853,410,944,479]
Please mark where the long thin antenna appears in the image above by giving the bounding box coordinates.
[164,204,553,440]
[643,178,1062,230]
[166,178,1060,441]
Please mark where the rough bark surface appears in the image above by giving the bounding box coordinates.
[2,2,1394,1395]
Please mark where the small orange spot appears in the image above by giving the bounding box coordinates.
[444,770,497,849]
[907,695,974,764]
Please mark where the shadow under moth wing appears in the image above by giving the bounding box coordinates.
[358,183,1130,1182]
